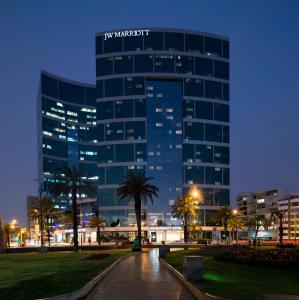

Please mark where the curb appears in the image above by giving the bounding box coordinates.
[159,258,226,300]
[38,254,132,300]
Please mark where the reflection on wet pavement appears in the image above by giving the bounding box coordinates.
[86,249,195,300]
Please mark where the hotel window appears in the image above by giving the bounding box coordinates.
[96,57,113,76]
[205,124,222,143]
[214,189,230,206]
[223,83,230,101]
[185,34,203,53]
[182,144,194,162]
[195,144,213,163]
[165,32,184,51]
[214,146,229,164]
[105,78,123,97]
[184,122,204,140]
[205,80,222,100]
[135,143,146,162]
[195,101,213,120]
[205,167,222,185]
[106,167,124,185]
[103,36,122,53]
[195,57,213,77]
[183,100,194,118]
[114,56,133,74]
[98,145,114,163]
[115,144,134,162]
[134,99,146,117]
[223,125,229,143]
[214,60,229,80]
[97,101,113,120]
[154,55,174,73]
[184,78,204,97]
[105,122,124,141]
[205,37,222,57]
[185,166,204,184]
[41,74,58,98]
[125,121,145,140]
[115,100,134,118]
[175,55,194,74]
[134,54,154,73]
[214,103,229,122]
[124,77,145,95]
[99,189,116,206]
[223,168,230,185]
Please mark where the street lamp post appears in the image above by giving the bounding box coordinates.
[38,182,46,251]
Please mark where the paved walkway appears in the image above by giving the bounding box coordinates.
[86,249,195,300]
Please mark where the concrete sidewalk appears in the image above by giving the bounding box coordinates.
[86,249,195,300]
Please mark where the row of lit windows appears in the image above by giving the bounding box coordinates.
[97,77,229,101]
[42,118,97,143]
[98,143,146,163]
[42,97,97,125]
[96,55,229,80]
[98,121,145,142]
[41,74,96,106]
[96,31,229,59]
[183,144,229,164]
[183,100,229,122]
[184,122,229,144]
[184,166,229,186]
[97,99,145,120]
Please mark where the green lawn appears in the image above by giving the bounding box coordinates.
[165,249,299,300]
[0,250,129,300]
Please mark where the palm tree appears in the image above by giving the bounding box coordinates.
[88,215,106,245]
[248,215,266,244]
[212,206,233,242]
[188,221,202,240]
[228,214,245,245]
[0,215,6,252]
[271,208,285,245]
[50,165,97,251]
[30,197,61,246]
[117,171,158,251]
[57,212,73,243]
[172,194,199,244]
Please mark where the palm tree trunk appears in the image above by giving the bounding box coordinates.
[135,194,142,250]
[97,226,101,245]
[72,187,79,251]
[184,213,188,244]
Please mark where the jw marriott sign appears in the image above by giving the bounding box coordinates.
[104,29,150,40]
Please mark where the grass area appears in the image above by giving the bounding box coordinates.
[0,250,129,300]
[165,248,299,300]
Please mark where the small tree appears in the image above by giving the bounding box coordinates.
[30,197,61,246]
[117,171,158,251]
[212,206,233,241]
[248,215,266,244]
[88,215,106,245]
[271,208,285,245]
[50,165,97,251]
[228,214,245,245]
[172,194,199,244]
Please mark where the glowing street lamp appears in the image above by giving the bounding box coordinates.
[232,209,238,215]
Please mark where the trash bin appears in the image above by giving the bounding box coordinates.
[184,256,203,281]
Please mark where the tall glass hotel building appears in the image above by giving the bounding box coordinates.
[38,28,230,239]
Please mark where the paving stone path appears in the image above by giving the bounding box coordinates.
[86,249,195,300]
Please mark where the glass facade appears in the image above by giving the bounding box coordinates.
[38,28,230,228]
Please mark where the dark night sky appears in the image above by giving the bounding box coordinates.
[1,1,299,225]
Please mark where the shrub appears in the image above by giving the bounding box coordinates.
[214,249,299,269]
[87,253,110,260]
